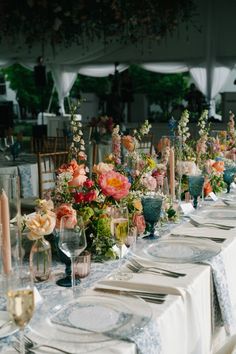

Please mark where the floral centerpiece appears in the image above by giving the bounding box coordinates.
[52,115,162,260]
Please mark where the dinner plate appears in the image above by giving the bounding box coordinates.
[29,293,152,344]
[132,237,221,263]
[0,311,18,339]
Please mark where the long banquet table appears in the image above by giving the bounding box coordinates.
[1,197,236,353]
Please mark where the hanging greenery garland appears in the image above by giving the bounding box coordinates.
[0,0,196,48]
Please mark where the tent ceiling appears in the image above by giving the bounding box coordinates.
[0,0,235,67]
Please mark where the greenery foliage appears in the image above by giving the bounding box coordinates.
[1,64,190,122]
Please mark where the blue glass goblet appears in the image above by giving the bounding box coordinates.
[223,168,235,193]
[188,175,204,209]
[141,195,163,239]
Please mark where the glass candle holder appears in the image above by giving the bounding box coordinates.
[74,251,91,279]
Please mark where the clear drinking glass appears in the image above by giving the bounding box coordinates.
[6,267,35,354]
[110,206,132,280]
[58,216,87,294]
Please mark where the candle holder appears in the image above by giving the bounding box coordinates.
[74,251,91,278]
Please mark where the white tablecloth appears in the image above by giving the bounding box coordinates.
[2,200,236,353]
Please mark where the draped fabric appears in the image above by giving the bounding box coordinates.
[190,66,232,117]
[50,65,78,114]
[141,63,189,74]
[78,64,128,77]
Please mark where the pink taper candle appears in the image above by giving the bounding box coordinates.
[0,189,11,274]
[169,147,175,200]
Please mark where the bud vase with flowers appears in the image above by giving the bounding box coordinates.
[25,200,56,282]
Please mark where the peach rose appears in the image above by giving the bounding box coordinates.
[98,171,131,200]
[26,212,56,240]
[68,164,87,187]
[93,162,114,175]
[132,213,146,235]
[55,203,77,229]
[122,135,135,152]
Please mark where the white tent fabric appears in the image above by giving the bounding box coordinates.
[141,63,189,74]
[50,65,78,114]
[78,64,128,77]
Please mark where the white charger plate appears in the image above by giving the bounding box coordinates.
[132,237,221,264]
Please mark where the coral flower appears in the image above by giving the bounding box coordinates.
[57,159,79,174]
[68,164,87,187]
[98,171,131,200]
[55,203,77,229]
[132,213,146,235]
[122,135,135,152]
[212,161,225,173]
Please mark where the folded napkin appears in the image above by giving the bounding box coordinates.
[170,224,235,239]
[204,253,236,335]
[190,215,236,228]
[95,273,184,297]
[18,164,33,198]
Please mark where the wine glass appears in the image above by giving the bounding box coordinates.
[141,194,163,239]
[223,168,236,193]
[6,267,34,354]
[188,175,205,209]
[58,216,87,294]
[110,206,132,280]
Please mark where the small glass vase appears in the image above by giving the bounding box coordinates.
[29,236,52,282]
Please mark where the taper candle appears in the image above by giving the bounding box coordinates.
[169,147,175,200]
[0,189,11,274]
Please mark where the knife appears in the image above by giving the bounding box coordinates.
[94,287,167,299]
[170,234,226,243]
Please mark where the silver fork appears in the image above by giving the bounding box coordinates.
[14,334,72,354]
[130,258,186,277]
[190,218,232,230]
[127,263,180,278]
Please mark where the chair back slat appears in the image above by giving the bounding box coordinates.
[37,151,69,199]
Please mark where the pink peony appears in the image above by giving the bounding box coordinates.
[98,171,131,200]
[132,213,146,235]
[55,203,77,229]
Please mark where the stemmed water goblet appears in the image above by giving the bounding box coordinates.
[6,267,35,354]
[188,175,205,209]
[110,206,132,280]
[58,216,87,293]
[141,194,163,239]
[223,167,236,193]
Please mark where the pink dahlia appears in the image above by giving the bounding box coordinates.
[98,171,131,200]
